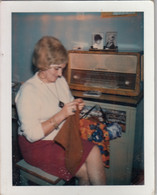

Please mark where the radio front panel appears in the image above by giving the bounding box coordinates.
[68,51,141,96]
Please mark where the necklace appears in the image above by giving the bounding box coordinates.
[45,83,65,108]
[38,72,65,108]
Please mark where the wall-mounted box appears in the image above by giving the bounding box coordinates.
[67,50,142,96]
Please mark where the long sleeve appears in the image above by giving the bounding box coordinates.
[15,83,45,142]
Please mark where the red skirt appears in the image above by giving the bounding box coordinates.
[18,135,95,181]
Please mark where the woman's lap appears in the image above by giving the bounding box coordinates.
[18,135,94,181]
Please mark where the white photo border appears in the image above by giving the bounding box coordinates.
[0,1,154,195]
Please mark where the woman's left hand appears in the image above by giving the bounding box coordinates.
[74,98,85,111]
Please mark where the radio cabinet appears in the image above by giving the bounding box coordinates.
[67,51,142,96]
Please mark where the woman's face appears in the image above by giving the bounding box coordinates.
[43,64,66,83]
[95,39,101,44]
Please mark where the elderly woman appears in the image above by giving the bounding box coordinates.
[15,36,106,185]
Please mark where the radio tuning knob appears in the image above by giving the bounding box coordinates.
[73,75,79,80]
[125,80,130,85]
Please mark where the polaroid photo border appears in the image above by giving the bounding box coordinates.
[0,1,154,195]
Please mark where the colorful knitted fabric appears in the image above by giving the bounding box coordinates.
[79,118,110,168]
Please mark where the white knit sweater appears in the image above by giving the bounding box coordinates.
[15,72,74,142]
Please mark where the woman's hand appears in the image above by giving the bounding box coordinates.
[74,98,85,111]
[60,99,84,119]
[41,99,85,136]
[61,101,78,118]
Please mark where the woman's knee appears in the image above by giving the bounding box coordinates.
[93,145,101,153]
[87,145,101,160]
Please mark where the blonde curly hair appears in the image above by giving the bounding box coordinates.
[32,36,68,71]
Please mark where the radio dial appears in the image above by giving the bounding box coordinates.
[73,75,79,80]
[125,80,130,86]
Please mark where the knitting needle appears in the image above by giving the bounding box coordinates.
[80,105,96,119]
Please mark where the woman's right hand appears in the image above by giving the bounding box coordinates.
[60,101,78,119]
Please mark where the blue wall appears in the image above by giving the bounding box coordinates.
[12,12,144,82]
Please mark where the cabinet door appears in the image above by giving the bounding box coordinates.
[84,100,136,185]
[106,140,129,184]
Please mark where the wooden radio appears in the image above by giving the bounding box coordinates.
[67,50,142,96]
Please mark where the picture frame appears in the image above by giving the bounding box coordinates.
[92,33,104,50]
[105,32,118,50]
